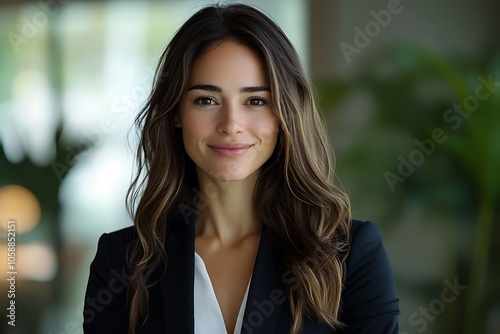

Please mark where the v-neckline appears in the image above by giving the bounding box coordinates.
[194,252,251,334]
[159,217,285,334]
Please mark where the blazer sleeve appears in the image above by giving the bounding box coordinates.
[338,221,400,333]
[83,232,130,333]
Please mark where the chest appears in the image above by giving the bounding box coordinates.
[195,235,260,333]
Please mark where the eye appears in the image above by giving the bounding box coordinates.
[194,96,217,106]
[246,97,267,107]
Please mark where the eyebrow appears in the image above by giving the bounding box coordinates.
[187,84,270,93]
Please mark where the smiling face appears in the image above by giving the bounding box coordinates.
[178,41,279,184]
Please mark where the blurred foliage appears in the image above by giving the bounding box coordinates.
[319,44,500,333]
[0,125,80,334]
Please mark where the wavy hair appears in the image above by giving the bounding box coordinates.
[126,3,351,333]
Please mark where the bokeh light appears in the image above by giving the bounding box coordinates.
[0,184,41,233]
[0,243,57,282]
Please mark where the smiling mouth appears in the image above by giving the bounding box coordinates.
[208,144,253,158]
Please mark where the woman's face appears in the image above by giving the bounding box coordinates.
[178,41,279,183]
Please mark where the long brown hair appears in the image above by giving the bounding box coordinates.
[126,3,351,333]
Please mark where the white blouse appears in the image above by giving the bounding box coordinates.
[194,252,251,334]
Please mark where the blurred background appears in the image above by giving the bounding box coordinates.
[0,0,498,333]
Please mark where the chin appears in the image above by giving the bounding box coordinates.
[200,165,261,183]
[212,171,254,182]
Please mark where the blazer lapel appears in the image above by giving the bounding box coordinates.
[160,214,196,333]
[158,216,288,334]
[242,226,287,333]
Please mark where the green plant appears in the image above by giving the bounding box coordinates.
[319,44,500,334]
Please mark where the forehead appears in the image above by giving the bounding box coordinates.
[188,41,269,87]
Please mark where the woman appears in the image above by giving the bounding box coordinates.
[83,3,399,333]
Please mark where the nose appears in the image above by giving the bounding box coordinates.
[216,102,244,135]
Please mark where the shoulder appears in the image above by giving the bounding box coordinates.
[83,227,135,333]
[348,219,385,255]
[100,226,136,247]
[89,215,187,272]
[101,225,136,243]
[339,219,400,332]
[90,226,136,270]
[344,219,394,287]
[83,226,136,331]
[344,220,391,289]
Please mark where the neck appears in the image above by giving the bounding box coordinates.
[194,169,262,246]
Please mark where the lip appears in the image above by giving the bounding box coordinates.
[209,143,253,158]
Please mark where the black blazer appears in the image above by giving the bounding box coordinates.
[83,217,399,333]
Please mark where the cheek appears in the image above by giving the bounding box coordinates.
[181,114,210,141]
[254,115,279,143]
